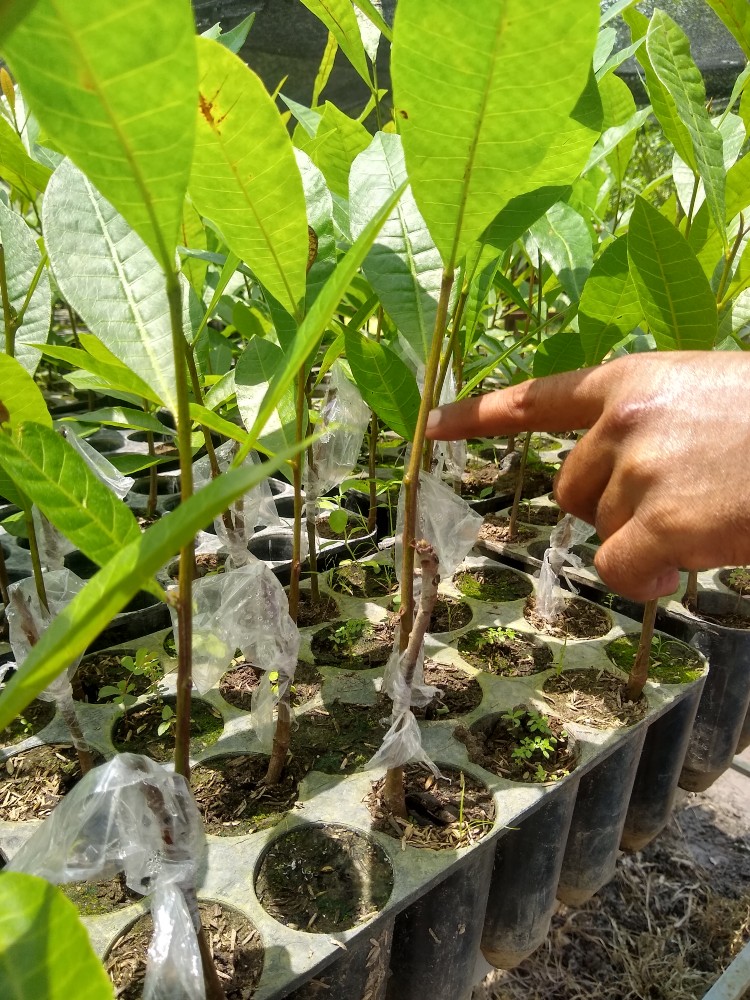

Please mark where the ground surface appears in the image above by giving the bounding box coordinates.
[473,748,750,1000]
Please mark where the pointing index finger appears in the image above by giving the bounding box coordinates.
[425,365,612,441]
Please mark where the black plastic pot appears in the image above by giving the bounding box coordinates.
[662,593,750,791]
[557,726,647,906]
[620,685,704,852]
[286,918,394,1000]
[88,589,170,652]
[737,706,750,755]
[127,473,181,512]
[481,779,577,969]
[386,839,494,1000]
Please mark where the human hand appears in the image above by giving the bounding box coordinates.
[426,352,750,602]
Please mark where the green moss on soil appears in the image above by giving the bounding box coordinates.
[454,567,533,602]
[606,634,704,685]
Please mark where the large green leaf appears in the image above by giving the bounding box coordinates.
[63,407,173,437]
[299,0,371,87]
[579,235,641,365]
[647,10,727,245]
[0,353,49,507]
[0,115,50,196]
[235,338,299,454]
[0,201,51,376]
[180,198,208,298]
[295,149,336,308]
[295,101,371,200]
[533,331,585,377]
[628,197,717,351]
[43,159,178,411]
[236,181,406,462]
[36,344,161,406]
[481,187,572,254]
[344,328,420,440]
[0,873,113,1000]
[2,0,197,273]
[0,423,141,569]
[349,132,442,364]
[527,202,593,302]
[0,0,41,41]
[189,37,309,318]
[0,440,306,730]
[391,0,599,269]
[705,0,750,59]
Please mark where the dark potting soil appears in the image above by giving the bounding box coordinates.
[218,660,322,713]
[310,616,397,668]
[515,502,561,526]
[0,744,102,822]
[71,649,159,704]
[694,609,750,630]
[454,566,533,602]
[455,708,578,783]
[606,633,705,685]
[413,660,483,720]
[0,697,55,746]
[457,627,553,677]
[294,589,340,628]
[461,465,501,499]
[112,698,223,761]
[255,824,393,933]
[106,900,264,1000]
[524,596,612,639]
[294,699,388,773]
[327,560,398,598]
[404,594,472,633]
[191,753,307,835]
[542,668,648,729]
[315,515,369,541]
[367,763,495,850]
[478,515,537,545]
[61,874,142,916]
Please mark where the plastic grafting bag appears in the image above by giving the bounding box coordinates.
[7,753,206,1000]
[306,361,370,502]
[395,470,483,582]
[7,569,86,699]
[64,425,134,500]
[535,513,592,622]
[193,440,281,564]
[433,373,467,485]
[32,507,74,571]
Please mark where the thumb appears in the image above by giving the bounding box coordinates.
[594,518,681,603]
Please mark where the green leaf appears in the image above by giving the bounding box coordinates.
[296,101,371,200]
[481,187,572,254]
[43,159,178,411]
[205,12,256,54]
[0,438,307,731]
[37,345,161,406]
[392,0,599,269]
[180,199,208,298]
[349,132,442,364]
[579,236,641,365]
[188,402,249,446]
[61,407,173,437]
[295,149,336,308]
[236,181,407,461]
[2,0,197,273]
[344,328,420,440]
[628,197,717,351]
[0,353,51,430]
[0,115,50,196]
[189,37,309,319]
[647,10,727,248]
[328,507,349,534]
[0,422,141,568]
[299,0,371,87]
[586,107,652,173]
[527,201,593,302]
[704,0,750,59]
[0,201,51,377]
[533,331,585,377]
[235,338,300,454]
[0,872,113,1000]
[598,70,638,130]
[352,0,392,41]
[0,0,41,41]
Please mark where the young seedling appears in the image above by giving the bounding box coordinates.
[623,598,659,702]
[98,648,161,712]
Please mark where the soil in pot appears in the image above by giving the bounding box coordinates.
[218,660,322,713]
[315,515,369,542]
[387,593,472,633]
[542,668,648,729]
[255,824,393,933]
[454,567,534,602]
[515,502,560,526]
[294,699,388,773]
[605,633,705,685]
[0,697,56,746]
[457,627,553,677]
[478,516,537,544]
[112,697,223,761]
[191,753,308,835]
[524,596,612,639]
[293,589,340,628]
[718,566,750,598]
[367,762,495,850]
[106,899,264,1000]
[167,551,228,580]
[455,708,578,783]
[310,616,396,668]
[71,648,162,704]
[0,744,103,821]
[327,560,398,598]
[461,466,502,499]
[413,661,483,720]
[61,875,142,916]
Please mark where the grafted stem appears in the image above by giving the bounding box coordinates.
[624,598,658,702]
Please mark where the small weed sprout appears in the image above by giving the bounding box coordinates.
[477,626,517,649]
[99,647,162,712]
[331,619,368,648]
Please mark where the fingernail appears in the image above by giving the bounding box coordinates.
[425,408,441,435]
